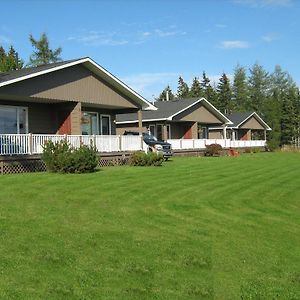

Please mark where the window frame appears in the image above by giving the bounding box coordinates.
[0,105,28,134]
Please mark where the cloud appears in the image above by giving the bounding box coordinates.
[68,31,128,46]
[232,0,292,7]
[220,40,250,49]
[261,33,279,42]
[0,34,12,44]
[154,29,186,37]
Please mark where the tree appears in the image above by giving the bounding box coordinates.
[247,63,269,112]
[232,65,248,111]
[216,73,232,114]
[28,33,62,66]
[200,72,217,106]
[157,85,175,101]
[0,45,23,72]
[176,76,190,99]
[189,77,203,98]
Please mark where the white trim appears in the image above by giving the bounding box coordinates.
[209,112,272,131]
[116,117,168,124]
[0,105,28,134]
[236,112,272,131]
[100,114,111,135]
[0,57,157,111]
[168,98,233,125]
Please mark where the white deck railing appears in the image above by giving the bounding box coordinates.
[167,139,266,150]
[0,134,267,156]
[0,134,145,156]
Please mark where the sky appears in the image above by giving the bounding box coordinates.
[1,0,300,100]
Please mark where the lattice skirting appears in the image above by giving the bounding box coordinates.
[0,155,130,175]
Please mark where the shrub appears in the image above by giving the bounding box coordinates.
[129,151,164,166]
[41,140,98,173]
[204,144,223,156]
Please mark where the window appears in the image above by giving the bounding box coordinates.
[149,124,155,136]
[0,105,28,134]
[156,124,163,141]
[100,115,111,135]
[166,124,171,139]
[198,124,208,139]
[81,112,99,135]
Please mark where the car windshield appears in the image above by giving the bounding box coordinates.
[143,132,157,141]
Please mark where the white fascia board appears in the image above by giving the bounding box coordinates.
[237,112,272,130]
[116,117,167,124]
[0,57,157,111]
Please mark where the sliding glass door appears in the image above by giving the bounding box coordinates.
[0,106,28,134]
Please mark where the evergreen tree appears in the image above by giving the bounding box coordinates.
[232,65,248,111]
[157,85,175,101]
[216,73,232,113]
[247,63,269,112]
[200,72,217,105]
[190,77,203,98]
[0,45,23,72]
[28,33,62,66]
[176,76,190,99]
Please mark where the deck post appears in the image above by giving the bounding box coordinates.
[264,129,267,141]
[138,109,143,135]
[222,125,227,140]
[28,133,33,155]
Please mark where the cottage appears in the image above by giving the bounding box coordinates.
[209,112,271,141]
[0,57,155,136]
[116,98,232,140]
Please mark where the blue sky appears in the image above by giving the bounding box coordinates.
[1,0,299,100]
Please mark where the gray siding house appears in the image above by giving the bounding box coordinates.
[0,57,155,136]
[116,98,232,140]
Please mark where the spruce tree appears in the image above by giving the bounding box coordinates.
[28,33,62,66]
[190,77,203,98]
[200,72,217,106]
[0,45,23,72]
[216,73,232,114]
[248,63,269,112]
[177,76,190,99]
[232,65,248,111]
[157,85,175,101]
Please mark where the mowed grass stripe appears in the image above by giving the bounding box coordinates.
[0,153,299,299]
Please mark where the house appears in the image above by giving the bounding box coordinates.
[116,98,232,140]
[209,111,271,140]
[0,57,156,136]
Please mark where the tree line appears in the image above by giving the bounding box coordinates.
[0,32,62,72]
[157,64,300,149]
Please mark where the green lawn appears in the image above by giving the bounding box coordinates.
[0,153,299,299]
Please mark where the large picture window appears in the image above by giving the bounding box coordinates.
[81,112,99,135]
[0,106,28,134]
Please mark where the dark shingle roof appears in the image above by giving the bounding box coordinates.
[225,111,254,127]
[0,58,86,84]
[116,98,201,122]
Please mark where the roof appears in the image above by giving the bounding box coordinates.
[225,111,254,127]
[0,57,156,111]
[116,97,232,124]
[209,111,272,130]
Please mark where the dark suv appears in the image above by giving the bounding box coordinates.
[123,131,173,159]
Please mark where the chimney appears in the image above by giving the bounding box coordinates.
[166,90,169,101]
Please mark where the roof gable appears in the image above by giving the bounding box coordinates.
[116,98,232,124]
[0,57,156,110]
